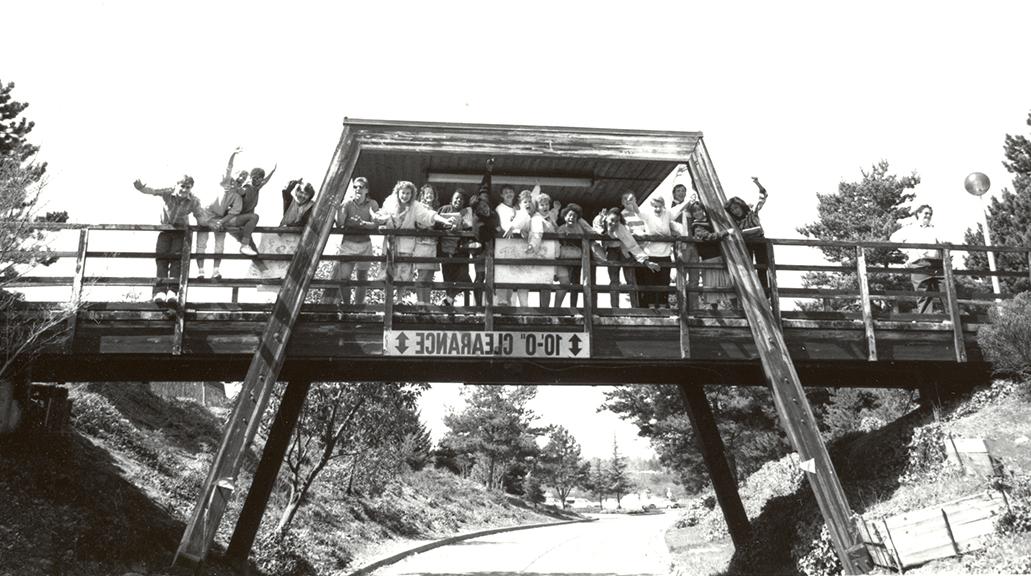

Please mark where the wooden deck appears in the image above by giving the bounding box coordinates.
[6,223,1023,388]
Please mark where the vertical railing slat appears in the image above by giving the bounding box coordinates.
[172,228,193,355]
[484,237,495,331]
[941,247,967,362]
[676,238,690,359]
[65,228,90,354]
[765,239,782,330]
[856,246,877,361]
[580,236,594,346]
[383,233,395,333]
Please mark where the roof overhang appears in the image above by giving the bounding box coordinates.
[342,118,703,213]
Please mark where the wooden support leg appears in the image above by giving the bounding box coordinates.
[677,383,752,549]
[225,380,312,565]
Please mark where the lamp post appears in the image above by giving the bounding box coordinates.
[964,172,1002,299]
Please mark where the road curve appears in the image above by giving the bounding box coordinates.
[374,512,678,576]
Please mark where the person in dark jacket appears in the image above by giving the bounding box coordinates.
[725,177,770,296]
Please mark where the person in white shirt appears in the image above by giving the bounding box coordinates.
[889,204,944,314]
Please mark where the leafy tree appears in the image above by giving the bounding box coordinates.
[796,161,919,312]
[606,437,634,509]
[963,112,1031,295]
[538,425,589,508]
[440,385,540,491]
[259,381,427,534]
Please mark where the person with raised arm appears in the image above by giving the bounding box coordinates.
[724,176,770,297]
[554,203,600,310]
[237,162,278,255]
[601,207,660,305]
[376,181,457,305]
[619,191,647,307]
[133,175,211,304]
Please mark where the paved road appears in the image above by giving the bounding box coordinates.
[375,512,678,576]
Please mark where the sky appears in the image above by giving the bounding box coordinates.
[6,0,1031,459]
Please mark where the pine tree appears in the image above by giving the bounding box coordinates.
[440,385,540,490]
[962,111,1031,295]
[538,426,589,508]
[796,161,919,312]
[0,80,45,181]
[606,437,634,510]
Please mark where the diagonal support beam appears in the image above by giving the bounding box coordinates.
[687,140,870,574]
[226,380,312,564]
[174,126,361,566]
[677,383,751,549]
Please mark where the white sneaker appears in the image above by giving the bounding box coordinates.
[240,245,257,256]
[197,270,205,279]
[153,292,168,304]
[164,291,178,303]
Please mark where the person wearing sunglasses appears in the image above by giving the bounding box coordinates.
[324,177,379,306]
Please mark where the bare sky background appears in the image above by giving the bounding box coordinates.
[5,0,1031,459]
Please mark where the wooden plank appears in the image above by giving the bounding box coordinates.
[766,240,782,330]
[65,228,90,354]
[484,237,495,331]
[174,124,360,565]
[855,517,899,570]
[348,118,701,161]
[172,230,192,356]
[688,139,867,574]
[580,237,593,339]
[856,247,877,361]
[383,234,396,333]
[676,259,690,359]
[941,248,967,362]
[881,491,1006,568]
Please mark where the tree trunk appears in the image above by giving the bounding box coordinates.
[275,488,302,535]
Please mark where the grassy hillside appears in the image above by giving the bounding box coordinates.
[667,378,1031,576]
[0,383,565,576]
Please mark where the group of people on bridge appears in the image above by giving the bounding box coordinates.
[134,153,946,314]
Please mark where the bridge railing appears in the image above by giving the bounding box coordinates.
[3,223,1027,338]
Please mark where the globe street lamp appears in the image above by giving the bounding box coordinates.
[964,172,1002,299]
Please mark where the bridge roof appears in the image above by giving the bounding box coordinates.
[344,118,704,213]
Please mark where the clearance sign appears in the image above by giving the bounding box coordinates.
[383,330,589,358]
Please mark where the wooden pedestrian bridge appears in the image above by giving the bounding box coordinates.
[7,223,1019,388]
[5,119,1026,573]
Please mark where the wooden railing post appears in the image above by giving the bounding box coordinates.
[941,247,967,363]
[856,246,877,361]
[484,237,495,331]
[65,228,90,354]
[675,238,690,359]
[580,236,594,339]
[173,228,192,356]
[765,239,782,330]
[383,233,395,333]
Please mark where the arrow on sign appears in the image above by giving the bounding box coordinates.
[799,458,816,474]
[568,334,583,356]
[395,332,409,353]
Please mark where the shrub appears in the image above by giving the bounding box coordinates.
[996,474,1031,535]
[795,524,842,576]
[978,292,1031,378]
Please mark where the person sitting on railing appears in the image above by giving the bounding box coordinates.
[619,191,647,307]
[724,177,770,297]
[889,204,944,314]
[601,208,660,300]
[237,163,278,256]
[527,191,558,309]
[554,203,599,310]
[133,175,211,304]
[324,177,379,306]
[438,188,474,307]
[377,181,457,305]
[687,201,731,311]
[195,148,260,279]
